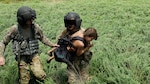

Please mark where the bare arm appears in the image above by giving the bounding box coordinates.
[73,40,93,56]
[73,40,85,56]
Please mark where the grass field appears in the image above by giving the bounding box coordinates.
[0,0,150,84]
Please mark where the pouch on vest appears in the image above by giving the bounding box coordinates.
[54,37,74,64]
[12,24,39,56]
[53,36,87,65]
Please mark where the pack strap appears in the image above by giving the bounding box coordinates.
[71,36,87,48]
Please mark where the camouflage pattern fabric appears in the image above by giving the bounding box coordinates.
[19,54,46,84]
[67,51,92,84]
[0,42,5,56]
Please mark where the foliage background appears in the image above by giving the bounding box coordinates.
[0,0,150,84]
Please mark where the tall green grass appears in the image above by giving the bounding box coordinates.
[0,0,150,84]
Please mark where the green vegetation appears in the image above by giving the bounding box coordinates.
[0,0,150,84]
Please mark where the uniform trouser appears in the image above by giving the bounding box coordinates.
[19,54,46,84]
[67,51,92,84]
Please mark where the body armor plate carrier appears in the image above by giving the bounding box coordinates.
[12,24,39,56]
[12,39,39,56]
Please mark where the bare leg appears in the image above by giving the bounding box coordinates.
[47,47,56,56]
[47,56,55,63]
[47,47,56,63]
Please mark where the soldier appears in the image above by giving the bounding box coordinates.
[59,12,98,84]
[0,6,58,84]
[59,12,84,39]
[47,12,84,63]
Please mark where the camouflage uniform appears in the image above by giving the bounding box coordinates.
[67,50,92,84]
[60,28,92,84]
[0,23,54,84]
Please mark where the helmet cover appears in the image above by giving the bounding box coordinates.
[64,12,82,29]
[17,6,36,26]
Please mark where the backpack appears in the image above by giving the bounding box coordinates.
[54,36,86,65]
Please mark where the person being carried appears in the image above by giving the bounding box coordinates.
[0,6,58,84]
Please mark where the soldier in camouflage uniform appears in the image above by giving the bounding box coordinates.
[0,6,58,84]
[59,12,98,84]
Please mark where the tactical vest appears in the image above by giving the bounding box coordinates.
[53,36,87,65]
[12,24,39,56]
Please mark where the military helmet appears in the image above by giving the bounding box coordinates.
[64,12,82,29]
[17,6,36,26]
